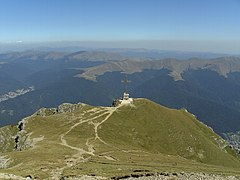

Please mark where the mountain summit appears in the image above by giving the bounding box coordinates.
[0,99,239,179]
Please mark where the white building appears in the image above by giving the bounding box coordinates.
[119,92,133,105]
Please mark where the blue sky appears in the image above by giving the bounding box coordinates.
[0,0,240,53]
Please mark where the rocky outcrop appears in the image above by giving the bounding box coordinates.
[0,173,31,180]
[14,118,28,151]
[60,172,240,180]
[35,103,86,116]
[224,131,240,154]
[14,117,44,151]
[2,103,86,152]
[0,156,10,169]
[112,172,240,180]
[57,103,83,113]
[35,107,58,116]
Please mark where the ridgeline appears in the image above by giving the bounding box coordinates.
[0,99,239,179]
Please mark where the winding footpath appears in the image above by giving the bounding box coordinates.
[53,105,121,179]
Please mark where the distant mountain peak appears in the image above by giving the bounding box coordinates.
[79,57,240,81]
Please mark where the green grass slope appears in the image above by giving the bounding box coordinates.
[0,125,18,152]
[99,99,240,167]
[0,99,239,179]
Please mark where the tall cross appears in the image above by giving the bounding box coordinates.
[121,74,131,93]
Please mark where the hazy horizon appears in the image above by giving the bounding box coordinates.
[0,40,239,55]
[1,0,240,54]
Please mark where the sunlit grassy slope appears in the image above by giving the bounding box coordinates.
[0,99,239,179]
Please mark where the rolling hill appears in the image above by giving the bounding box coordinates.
[0,99,239,179]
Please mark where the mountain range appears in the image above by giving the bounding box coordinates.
[0,50,240,137]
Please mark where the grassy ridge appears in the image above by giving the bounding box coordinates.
[99,99,240,167]
[0,99,239,178]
